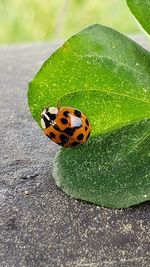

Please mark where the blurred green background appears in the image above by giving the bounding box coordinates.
[0,0,140,44]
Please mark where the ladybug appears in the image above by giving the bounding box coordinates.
[41,106,92,147]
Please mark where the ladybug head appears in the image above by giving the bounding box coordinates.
[41,107,58,129]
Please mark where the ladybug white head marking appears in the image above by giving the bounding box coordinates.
[48,107,58,115]
[41,107,58,129]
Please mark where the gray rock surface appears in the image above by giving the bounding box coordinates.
[0,35,150,267]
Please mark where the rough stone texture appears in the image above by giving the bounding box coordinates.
[0,35,150,267]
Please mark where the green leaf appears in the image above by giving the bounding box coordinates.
[53,119,150,209]
[28,24,150,208]
[126,0,150,35]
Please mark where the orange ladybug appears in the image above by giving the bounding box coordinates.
[41,106,92,147]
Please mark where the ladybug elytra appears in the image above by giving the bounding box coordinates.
[41,106,92,147]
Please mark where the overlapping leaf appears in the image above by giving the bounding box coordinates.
[127,0,150,35]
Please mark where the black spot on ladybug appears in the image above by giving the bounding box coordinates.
[60,134,69,144]
[64,127,75,136]
[85,126,88,131]
[63,111,69,117]
[61,118,68,124]
[86,131,90,140]
[77,133,84,140]
[86,118,89,126]
[50,132,56,138]
[71,142,79,146]
[74,109,81,118]
[53,124,61,132]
